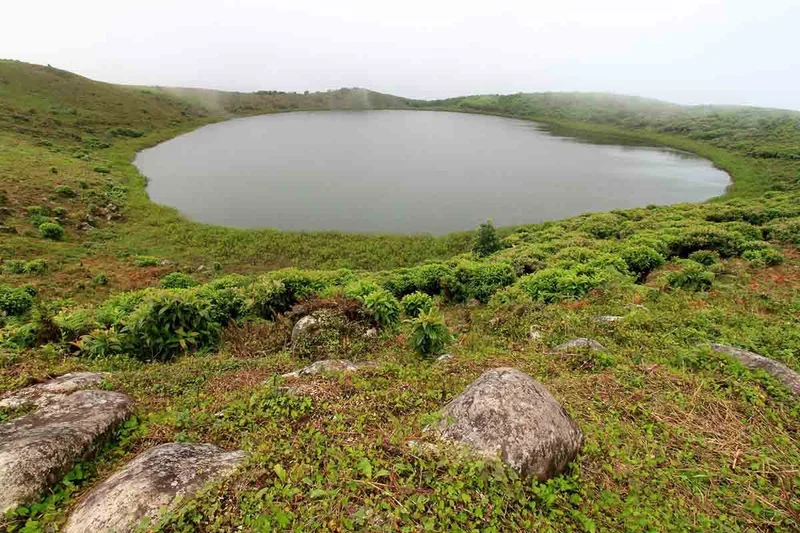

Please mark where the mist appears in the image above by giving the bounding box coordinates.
[3,0,799,110]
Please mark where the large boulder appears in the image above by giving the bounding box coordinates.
[553,338,605,352]
[436,368,582,481]
[64,443,248,533]
[709,344,800,396]
[0,372,108,409]
[0,390,134,513]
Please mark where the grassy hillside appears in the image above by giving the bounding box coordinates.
[0,61,798,531]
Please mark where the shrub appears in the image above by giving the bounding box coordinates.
[668,227,745,258]
[400,291,434,318]
[581,213,623,239]
[473,219,503,257]
[343,280,381,300]
[39,222,65,240]
[244,279,292,319]
[0,285,34,316]
[122,292,220,361]
[26,206,48,218]
[620,245,665,279]
[160,272,198,289]
[449,261,516,303]
[54,185,77,197]
[93,273,109,286]
[74,329,124,358]
[488,285,531,307]
[54,308,98,341]
[742,248,784,266]
[362,289,400,328]
[2,259,47,275]
[407,308,452,357]
[665,261,715,292]
[688,250,720,266]
[134,256,160,267]
[110,127,144,138]
[517,267,608,303]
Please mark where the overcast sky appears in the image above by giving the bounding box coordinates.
[4,0,799,109]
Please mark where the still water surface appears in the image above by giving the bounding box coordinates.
[135,111,730,234]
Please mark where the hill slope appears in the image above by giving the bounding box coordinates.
[0,60,798,532]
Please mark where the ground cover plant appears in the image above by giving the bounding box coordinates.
[0,59,798,531]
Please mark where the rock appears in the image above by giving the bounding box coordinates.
[436,368,582,480]
[281,359,363,378]
[625,304,648,312]
[529,326,543,340]
[594,315,623,324]
[64,443,247,533]
[0,225,17,234]
[553,338,605,352]
[291,315,322,344]
[436,353,454,363]
[76,222,94,233]
[709,344,800,396]
[160,259,173,266]
[0,372,108,409]
[467,299,481,308]
[363,328,378,339]
[0,390,134,513]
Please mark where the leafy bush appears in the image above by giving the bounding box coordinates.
[620,245,665,279]
[668,227,745,258]
[54,185,77,197]
[39,222,64,240]
[26,205,48,218]
[742,248,784,266]
[122,292,220,361]
[134,256,160,267]
[688,250,720,266]
[407,308,452,357]
[449,261,516,302]
[488,285,531,307]
[110,127,144,138]
[160,272,198,289]
[362,289,400,328]
[54,307,99,342]
[581,213,623,239]
[93,273,109,286]
[343,280,381,300]
[0,285,34,316]
[400,291,434,318]
[2,259,47,275]
[473,219,502,257]
[665,261,715,292]
[244,279,292,319]
[517,266,608,303]
[74,329,124,358]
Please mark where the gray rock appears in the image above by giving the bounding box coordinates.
[553,338,605,352]
[0,372,108,409]
[281,359,363,378]
[64,443,247,533]
[709,344,800,396]
[594,315,623,324]
[0,225,17,235]
[529,326,543,340]
[437,368,582,480]
[0,390,134,513]
[363,328,378,339]
[436,353,454,363]
[291,315,322,344]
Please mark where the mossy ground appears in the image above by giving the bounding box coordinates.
[0,60,798,532]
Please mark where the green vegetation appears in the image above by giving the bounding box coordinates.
[0,60,798,531]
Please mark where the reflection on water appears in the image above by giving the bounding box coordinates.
[135,110,730,234]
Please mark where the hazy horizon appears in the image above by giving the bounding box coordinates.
[3,0,799,111]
